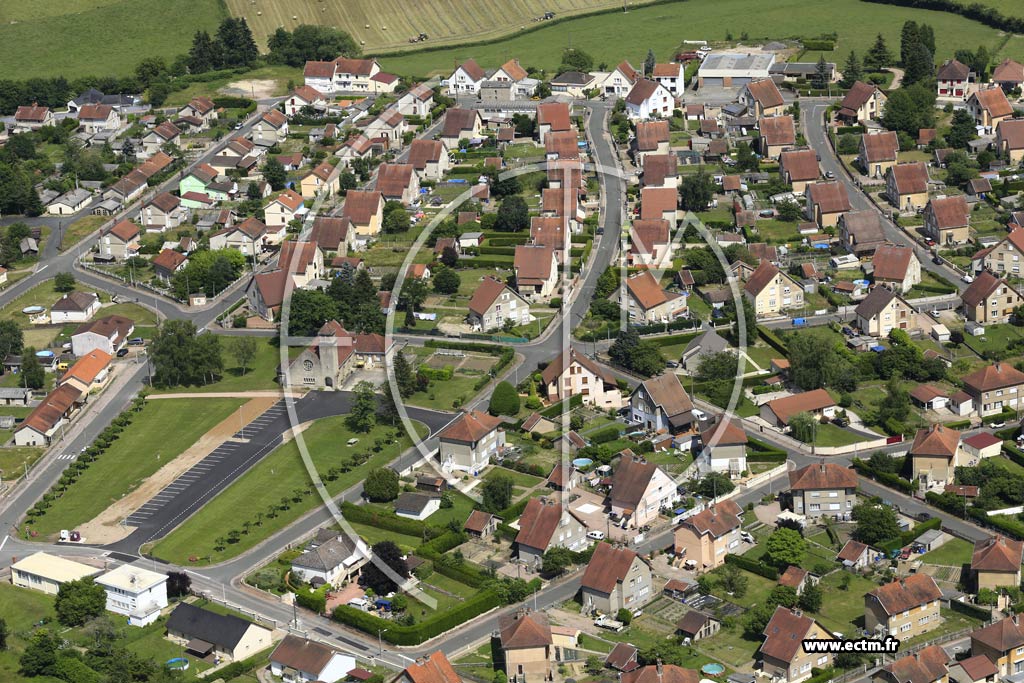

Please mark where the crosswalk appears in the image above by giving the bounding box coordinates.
[56,453,77,461]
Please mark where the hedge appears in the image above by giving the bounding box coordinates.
[647,331,702,348]
[747,451,786,463]
[1004,442,1024,469]
[861,0,1024,35]
[757,326,788,355]
[340,501,430,537]
[478,246,517,256]
[877,516,943,553]
[851,458,914,494]
[332,589,504,644]
[945,419,972,430]
[724,553,779,580]
[633,318,703,335]
[539,394,583,418]
[457,258,515,270]
[590,425,623,444]
[949,599,993,621]
[295,589,327,614]
[802,39,835,51]
[480,236,528,246]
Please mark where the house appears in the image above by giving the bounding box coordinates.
[13,384,83,446]
[972,535,1023,590]
[550,71,596,98]
[105,172,148,206]
[408,139,450,181]
[759,115,796,159]
[605,643,641,672]
[805,182,851,227]
[178,96,217,126]
[437,410,504,473]
[46,188,93,216]
[910,385,949,411]
[680,327,730,372]
[625,79,674,120]
[948,655,997,683]
[291,527,369,585]
[642,154,680,190]
[675,611,719,643]
[838,81,887,123]
[698,418,748,477]
[283,321,390,389]
[696,52,774,88]
[439,108,483,150]
[855,287,916,337]
[99,220,141,260]
[860,132,900,178]
[141,120,180,156]
[968,87,1013,133]
[396,83,434,117]
[761,388,837,428]
[536,102,572,144]
[251,109,289,146]
[872,245,921,293]
[996,119,1024,164]
[76,103,121,134]
[278,240,324,287]
[178,163,222,199]
[72,313,135,358]
[595,61,642,96]
[362,108,406,150]
[140,193,185,232]
[968,177,993,199]
[209,217,271,255]
[10,553,101,595]
[51,291,100,323]
[779,149,820,194]
[619,271,687,324]
[335,134,375,167]
[514,497,588,566]
[865,574,943,639]
[839,211,886,256]
[788,462,858,520]
[744,261,804,317]
[394,492,441,520]
[463,510,499,538]
[514,245,559,300]
[151,249,188,283]
[924,195,970,245]
[342,190,385,246]
[886,162,930,212]
[609,456,679,528]
[937,59,971,99]
[447,59,486,94]
[970,615,1024,677]
[299,161,339,199]
[270,635,354,683]
[621,665,700,683]
[673,499,742,571]
[284,85,327,116]
[394,652,463,683]
[497,610,554,681]
[838,540,872,569]
[94,564,167,626]
[376,163,419,204]
[652,62,685,93]
[634,120,671,164]
[541,348,623,409]
[629,373,694,434]
[546,462,580,491]
[963,362,1024,417]
[166,602,272,661]
[963,432,1002,460]
[310,216,351,254]
[873,646,950,683]
[962,271,1024,324]
[467,276,531,332]
[778,566,812,595]
[246,270,288,321]
[13,104,54,132]
[739,79,785,118]
[580,543,653,615]
[265,189,305,231]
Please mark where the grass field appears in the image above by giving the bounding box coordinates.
[377,0,1017,77]
[920,537,974,566]
[60,215,109,251]
[150,417,425,564]
[152,337,282,394]
[0,582,58,682]
[27,398,246,538]
[0,0,225,79]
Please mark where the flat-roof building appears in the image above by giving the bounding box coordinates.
[698,52,776,88]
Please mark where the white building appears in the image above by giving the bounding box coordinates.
[270,635,355,683]
[11,553,101,595]
[94,564,168,627]
[697,52,775,88]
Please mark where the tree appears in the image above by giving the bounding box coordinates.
[743,603,776,638]
[0,617,7,650]
[55,578,106,626]
[644,49,656,77]
[788,412,818,443]
[865,33,893,71]
[542,546,574,575]
[482,473,514,512]
[364,467,400,502]
[734,142,759,172]
[852,501,901,545]
[54,272,75,292]
[287,289,338,336]
[876,375,911,432]
[19,629,59,677]
[228,336,258,375]
[166,571,191,598]
[135,57,167,88]
[812,55,830,90]
[262,157,287,190]
[900,21,920,66]
[799,582,823,612]
[440,245,459,268]
[788,328,853,391]
[609,328,640,367]
[679,171,714,211]
[903,41,934,86]
[868,451,901,474]
[382,202,410,233]
[393,351,417,398]
[720,563,748,598]
[494,195,529,232]
[0,320,24,361]
[946,109,977,149]
[433,266,461,294]
[347,381,377,433]
[764,527,807,569]
[768,584,799,608]
[840,51,863,88]
[559,48,594,73]
[776,199,802,221]
[360,541,409,595]
[188,30,222,73]
[695,472,734,499]
[489,381,520,416]
[217,17,259,68]
[616,607,634,625]
[20,349,44,390]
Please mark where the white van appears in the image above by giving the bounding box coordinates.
[347,597,368,609]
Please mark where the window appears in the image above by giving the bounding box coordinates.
[900,623,911,633]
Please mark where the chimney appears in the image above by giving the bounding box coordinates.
[656,659,663,677]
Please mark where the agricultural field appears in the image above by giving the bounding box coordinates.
[0,0,225,79]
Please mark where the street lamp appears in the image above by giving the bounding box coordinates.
[378,628,388,656]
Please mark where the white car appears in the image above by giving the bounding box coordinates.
[587,530,606,540]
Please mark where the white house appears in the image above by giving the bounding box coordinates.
[10,553,101,596]
[608,456,679,528]
[51,291,100,323]
[394,492,442,520]
[270,635,355,683]
[625,79,674,120]
[437,410,505,474]
[94,564,168,627]
[447,59,487,95]
[291,529,369,586]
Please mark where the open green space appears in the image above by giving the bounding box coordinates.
[812,572,878,635]
[919,537,974,566]
[0,279,101,326]
[59,215,109,251]
[0,446,45,480]
[0,581,59,683]
[151,337,282,394]
[484,465,545,488]
[349,521,424,553]
[102,302,159,326]
[151,417,425,564]
[962,323,1024,356]
[27,398,246,538]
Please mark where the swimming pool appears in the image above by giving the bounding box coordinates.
[572,458,594,469]
[701,664,725,676]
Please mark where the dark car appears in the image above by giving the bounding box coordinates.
[116,348,129,357]
[832,417,848,428]
[932,255,943,265]
[666,360,679,368]
[916,512,932,522]
[127,337,144,346]
[596,227,604,235]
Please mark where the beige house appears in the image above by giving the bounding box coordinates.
[759,115,796,159]
[759,606,836,683]
[967,87,1013,133]
[806,182,852,227]
[277,240,324,288]
[855,287,917,337]
[973,228,1024,276]
[744,261,804,317]
[514,497,588,566]
[924,195,970,245]
[779,149,820,195]
[962,271,1024,324]
[838,81,887,123]
[860,132,900,178]
[467,276,532,332]
[789,462,858,520]
[634,120,671,164]
[996,119,1024,163]
[299,161,339,199]
[972,535,1024,591]
[971,615,1024,677]
[408,139,451,181]
[909,423,962,487]
[11,553,101,595]
[342,190,385,247]
[673,499,742,571]
[514,245,559,300]
[99,220,141,260]
[608,456,679,528]
[265,189,305,231]
[760,389,836,428]
[885,162,930,212]
[872,245,921,294]
[541,348,623,410]
[166,602,272,662]
[739,79,785,118]
[437,410,505,473]
[13,105,55,132]
[963,363,1024,417]
[498,611,553,681]
[580,543,653,615]
[840,210,886,256]
[619,271,687,324]
[865,574,943,639]
[439,108,483,150]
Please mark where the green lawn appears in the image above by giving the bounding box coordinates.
[349,521,424,553]
[0,280,101,326]
[0,582,57,683]
[150,418,425,564]
[484,465,545,488]
[406,370,489,411]
[102,302,158,326]
[695,623,760,668]
[962,324,1024,356]
[26,398,246,538]
[151,337,282,393]
[808,422,871,447]
[59,215,109,251]
[0,446,45,481]
[920,537,974,566]
[812,572,878,635]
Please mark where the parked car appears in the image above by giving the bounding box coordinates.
[989,421,1006,428]
[824,170,836,179]
[587,530,606,540]
[932,255,943,265]
[116,348,129,357]
[127,338,144,346]
[666,360,679,368]
[832,417,848,428]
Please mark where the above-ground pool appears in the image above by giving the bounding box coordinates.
[702,664,725,676]
[165,658,189,671]
[572,458,594,469]
[22,306,44,314]
[35,350,54,358]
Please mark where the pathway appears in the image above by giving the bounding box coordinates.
[147,391,305,400]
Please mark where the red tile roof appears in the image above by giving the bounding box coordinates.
[152,248,187,273]
[964,362,1024,394]
[514,497,583,551]
[438,410,502,442]
[807,182,852,214]
[973,87,1013,118]
[972,535,1024,573]
[679,499,741,538]
[636,120,670,152]
[581,542,643,593]
[640,187,678,221]
[108,220,141,242]
[780,149,819,182]
[868,574,942,616]
[861,131,899,163]
[760,115,795,147]
[872,245,915,282]
[889,162,929,195]
[408,139,445,170]
[513,245,555,285]
[745,79,784,109]
[789,462,857,490]
[926,195,969,229]
[60,349,112,386]
[342,190,383,225]
[761,607,824,663]
[537,102,571,132]
[310,216,350,251]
